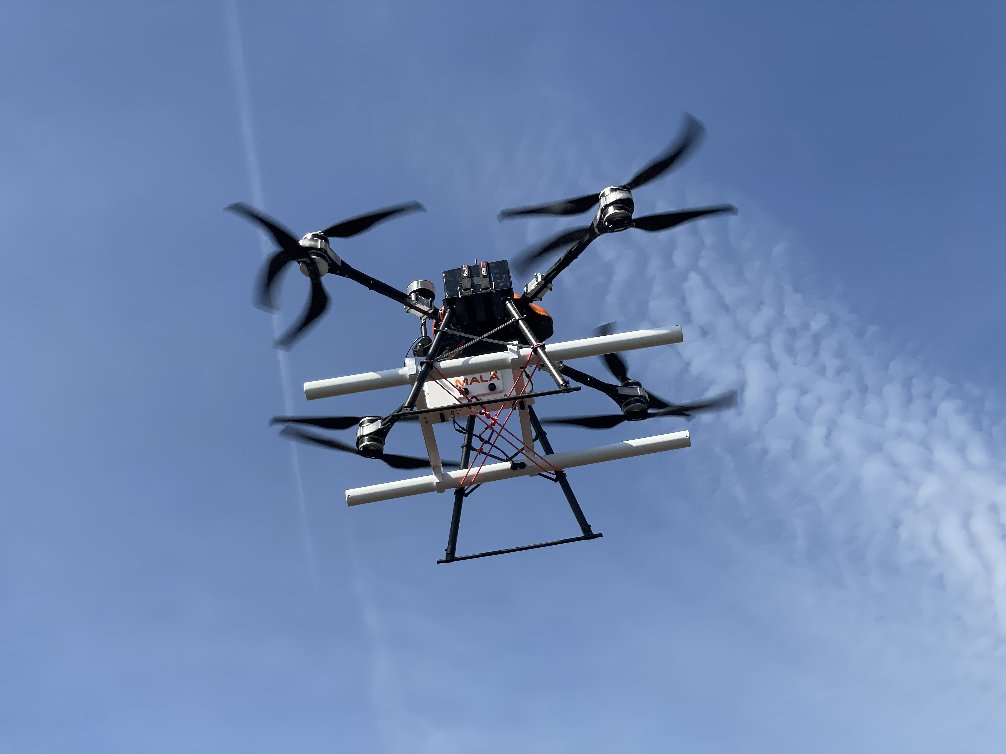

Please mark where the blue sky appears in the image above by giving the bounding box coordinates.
[3,1,1005,752]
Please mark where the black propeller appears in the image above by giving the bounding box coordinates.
[542,391,739,430]
[226,201,424,348]
[498,113,705,221]
[595,322,632,383]
[594,322,671,406]
[276,257,327,350]
[560,323,673,409]
[512,205,737,275]
[271,415,368,431]
[270,414,419,431]
[320,202,425,239]
[278,426,459,471]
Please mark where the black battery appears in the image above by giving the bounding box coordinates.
[442,260,513,328]
[437,260,552,357]
[443,260,513,301]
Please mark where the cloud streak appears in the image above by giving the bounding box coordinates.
[222,5,445,751]
[222,0,319,583]
[571,182,1006,662]
[411,103,1006,709]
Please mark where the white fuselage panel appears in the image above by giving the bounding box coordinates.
[421,368,517,421]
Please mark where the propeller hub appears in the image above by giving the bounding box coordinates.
[299,231,331,250]
[595,186,634,233]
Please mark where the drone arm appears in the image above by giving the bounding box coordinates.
[524,225,600,301]
[335,261,436,318]
[558,364,621,402]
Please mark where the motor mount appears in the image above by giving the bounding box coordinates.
[406,279,437,316]
[595,186,634,233]
[297,232,342,277]
[523,272,552,300]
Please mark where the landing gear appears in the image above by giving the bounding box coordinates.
[438,406,602,564]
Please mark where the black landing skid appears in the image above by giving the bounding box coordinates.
[437,405,602,564]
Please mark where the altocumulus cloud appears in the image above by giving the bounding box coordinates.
[425,107,1006,663]
[559,182,1006,662]
[381,102,1006,745]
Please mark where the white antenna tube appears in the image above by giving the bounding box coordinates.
[305,326,683,400]
[345,430,691,505]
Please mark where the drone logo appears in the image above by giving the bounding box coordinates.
[421,369,515,416]
[451,372,501,390]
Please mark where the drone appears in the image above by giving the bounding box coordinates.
[228,113,739,563]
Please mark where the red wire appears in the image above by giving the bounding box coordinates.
[426,349,558,484]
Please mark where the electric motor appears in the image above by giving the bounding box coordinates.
[297,231,340,277]
[297,254,331,277]
[355,417,387,457]
[596,186,634,232]
[406,280,437,313]
[617,382,649,417]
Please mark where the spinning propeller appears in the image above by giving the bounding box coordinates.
[512,204,737,274]
[562,323,675,409]
[499,114,737,275]
[270,414,418,431]
[541,391,738,430]
[499,114,706,221]
[226,201,425,349]
[554,322,738,428]
[277,425,458,471]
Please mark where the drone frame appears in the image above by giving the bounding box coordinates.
[234,200,720,562]
[304,318,689,563]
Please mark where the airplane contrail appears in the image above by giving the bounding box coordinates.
[223,0,319,583]
[220,6,425,749]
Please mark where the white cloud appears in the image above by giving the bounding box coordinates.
[346,96,1006,746]
[555,184,1006,663]
[409,105,1006,663]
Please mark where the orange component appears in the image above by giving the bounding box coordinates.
[513,293,550,318]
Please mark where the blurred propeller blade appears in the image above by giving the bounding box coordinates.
[229,200,426,349]
[624,114,705,190]
[278,426,459,470]
[256,248,301,311]
[322,202,425,238]
[275,426,452,472]
[652,390,739,419]
[498,192,600,221]
[228,203,312,312]
[594,322,631,384]
[540,413,628,430]
[498,113,706,221]
[642,391,673,411]
[274,260,328,350]
[513,225,591,274]
[542,390,738,430]
[271,415,365,431]
[270,413,420,430]
[280,426,359,454]
[379,452,444,471]
[226,202,303,253]
[631,205,738,233]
